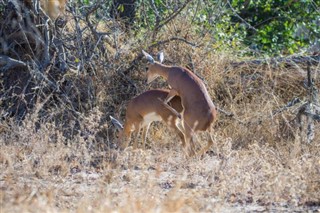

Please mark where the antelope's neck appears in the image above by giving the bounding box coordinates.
[154,63,171,80]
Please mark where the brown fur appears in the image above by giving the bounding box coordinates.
[41,0,67,20]
[146,62,217,156]
[119,89,184,149]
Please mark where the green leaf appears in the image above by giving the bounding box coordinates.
[117,4,124,13]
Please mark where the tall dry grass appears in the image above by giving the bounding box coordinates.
[1,7,320,213]
[1,119,319,212]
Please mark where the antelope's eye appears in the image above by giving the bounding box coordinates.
[145,67,149,71]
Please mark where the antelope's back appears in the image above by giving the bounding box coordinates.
[130,89,182,117]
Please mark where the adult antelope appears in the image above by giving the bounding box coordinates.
[38,0,67,20]
[110,89,184,150]
[142,50,217,156]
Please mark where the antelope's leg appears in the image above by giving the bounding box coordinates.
[164,89,179,104]
[175,119,186,147]
[159,89,182,119]
[177,130,186,147]
[120,125,132,150]
[141,123,151,150]
[180,120,196,157]
[196,131,214,157]
[132,126,142,149]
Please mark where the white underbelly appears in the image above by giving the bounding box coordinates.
[141,112,162,127]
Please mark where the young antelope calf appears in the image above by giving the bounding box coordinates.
[111,89,184,150]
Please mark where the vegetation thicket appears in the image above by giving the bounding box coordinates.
[0,0,319,212]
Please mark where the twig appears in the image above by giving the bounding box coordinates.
[53,36,67,72]
[85,3,101,40]
[118,69,138,93]
[216,106,246,125]
[191,0,201,24]
[226,0,257,32]
[149,0,160,25]
[152,0,192,39]
[155,0,192,31]
[84,0,110,54]
[0,55,27,70]
[217,107,234,117]
[149,36,200,48]
[305,62,317,142]
[43,18,51,66]
[271,97,302,116]
[303,112,320,121]
[70,3,85,73]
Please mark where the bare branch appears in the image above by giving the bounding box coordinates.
[149,0,160,22]
[303,111,320,121]
[0,55,27,71]
[70,3,85,73]
[156,0,192,31]
[152,0,193,39]
[226,0,257,32]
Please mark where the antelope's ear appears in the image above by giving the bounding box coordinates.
[142,50,155,64]
[110,115,123,130]
[157,52,164,63]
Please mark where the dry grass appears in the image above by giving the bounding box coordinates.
[1,118,320,212]
[1,8,320,213]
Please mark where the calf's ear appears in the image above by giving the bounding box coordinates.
[142,50,155,64]
[110,115,123,130]
[157,52,164,63]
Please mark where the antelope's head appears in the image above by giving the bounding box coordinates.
[110,115,126,149]
[142,50,164,84]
